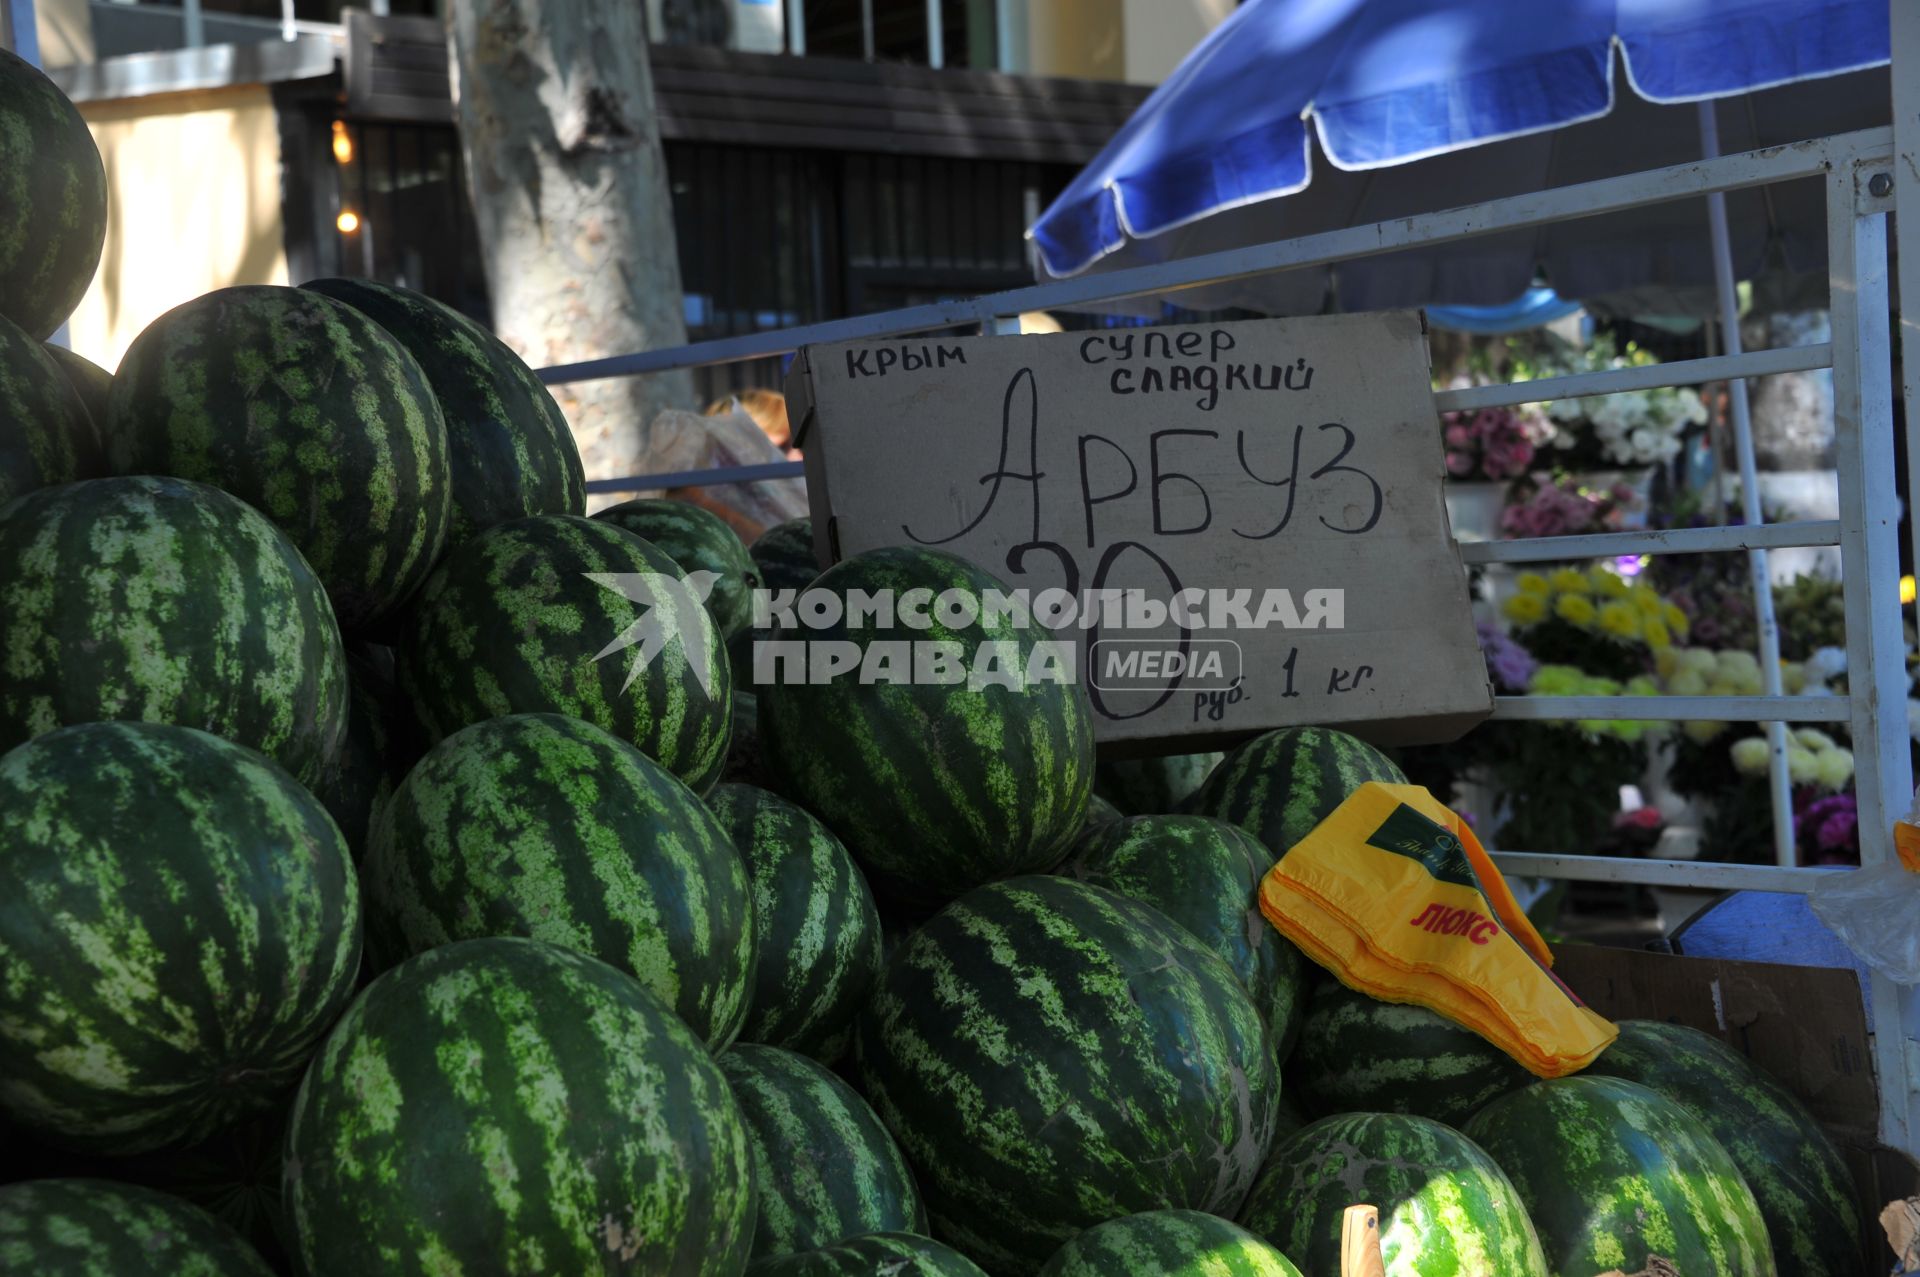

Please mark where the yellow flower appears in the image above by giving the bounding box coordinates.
[1662,603,1690,637]
[1624,675,1659,697]
[1597,600,1641,640]
[1677,648,1718,677]
[1630,586,1664,617]
[1549,568,1592,595]
[1684,719,1727,744]
[1781,662,1807,694]
[1555,594,1597,627]
[1503,593,1547,626]
[1794,728,1837,753]
[1590,567,1631,598]
[1815,748,1855,790]
[1516,572,1550,596]
[1666,668,1707,696]
[1787,748,1821,785]
[1730,737,1771,775]
[1643,618,1671,649]
[1529,664,1583,695]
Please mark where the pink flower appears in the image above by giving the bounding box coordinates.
[1445,423,1473,448]
[1446,451,1475,476]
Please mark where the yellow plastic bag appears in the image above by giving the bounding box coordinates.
[1260,782,1616,1078]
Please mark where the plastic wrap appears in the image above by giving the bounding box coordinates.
[1808,788,1920,985]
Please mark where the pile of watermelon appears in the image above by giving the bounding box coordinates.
[0,47,1868,1277]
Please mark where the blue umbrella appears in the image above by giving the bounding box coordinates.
[1031,0,1890,317]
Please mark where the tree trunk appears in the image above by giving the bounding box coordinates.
[446,0,694,485]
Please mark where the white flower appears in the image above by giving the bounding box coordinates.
[1804,646,1848,685]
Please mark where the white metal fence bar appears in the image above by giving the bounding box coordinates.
[535,129,1890,388]
[584,461,805,494]
[1491,695,1849,722]
[1457,521,1841,564]
[1433,344,1833,414]
[1489,853,1829,895]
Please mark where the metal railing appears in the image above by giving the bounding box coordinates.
[536,120,1920,1150]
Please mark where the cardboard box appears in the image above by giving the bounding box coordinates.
[786,314,1492,752]
[1556,944,1920,1270]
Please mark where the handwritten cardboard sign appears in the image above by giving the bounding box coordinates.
[785,313,1491,749]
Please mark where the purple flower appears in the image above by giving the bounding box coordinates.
[1477,620,1537,692]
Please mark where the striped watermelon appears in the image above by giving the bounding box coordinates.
[745,1232,987,1276]
[719,1044,926,1258]
[0,475,348,789]
[0,49,107,340]
[1584,1020,1859,1276]
[1239,1113,1547,1277]
[0,1179,272,1276]
[1057,815,1305,1060]
[1287,980,1530,1126]
[751,517,819,592]
[1096,752,1224,815]
[362,712,754,1048]
[399,513,732,792]
[0,722,361,1153]
[1189,727,1406,856]
[1040,1210,1303,1277]
[707,783,883,1062]
[44,341,111,428]
[724,688,767,786]
[1465,1076,1773,1277]
[286,936,756,1276]
[854,876,1280,1274]
[313,643,421,862]
[1,311,103,507]
[596,497,761,638]
[301,277,585,546]
[758,547,1095,905]
[104,284,452,632]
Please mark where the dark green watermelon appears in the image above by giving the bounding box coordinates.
[286,937,755,1276]
[1096,752,1224,815]
[1584,1019,1860,1277]
[1189,727,1406,856]
[758,547,1094,905]
[1039,1210,1304,1277]
[44,341,111,427]
[1286,979,1530,1126]
[0,49,107,340]
[398,513,732,792]
[1,311,103,506]
[0,1179,272,1276]
[0,475,347,788]
[312,643,421,862]
[1077,792,1124,838]
[720,1044,926,1258]
[1238,1113,1546,1276]
[750,517,819,592]
[725,688,767,786]
[708,783,883,1063]
[1057,815,1304,1061]
[300,277,585,546]
[854,876,1279,1275]
[745,1232,987,1276]
[362,712,754,1048]
[596,497,761,638]
[0,721,361,1153]
[1466,1076,1772,1277]
[104,284,452,632]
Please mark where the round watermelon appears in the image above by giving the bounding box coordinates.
[1057,815,1305,1061]
[286,937,756,1276]
[301,277,585,546]
[758,546,1095,905]
[720,1044,926,1258]
[854,876,1280,1274]
[1239,1113,1546,1276]
[1096,752,1224,815]
[0,1179,272,1276]
[596,497,761,638]
[104,284,452,632]
[724,688,767,786]
[363,712,754,1048]
[1287,979,1530,1126]
[1465,1076,1772,1277]
[0,475,347,788]
[0,311,103,507]
[1189,727,1406,856]
[0,721,361,1153]
[312,643,421,862]
[751,517,819,592]
[745,1232,987,1276]
[398,513,733,792]
[708,783,883,1062]
[1584,1019,1859,1277]
[43,341,111,428]
[0,49,107,340]
[1040,1210,1303,1276]
[1078,791,1124,838]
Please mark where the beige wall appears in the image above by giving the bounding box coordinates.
[29,0,91,67]
[69,85,290,372]
[1012,0,1229,84]
[1120,0,1231,84]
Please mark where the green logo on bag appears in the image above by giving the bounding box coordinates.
[1365,804,1476,887]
